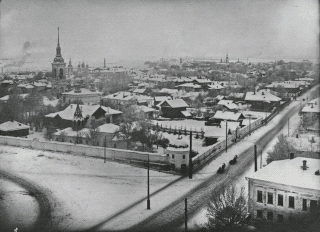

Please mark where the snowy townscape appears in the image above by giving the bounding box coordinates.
[0,1,319,232]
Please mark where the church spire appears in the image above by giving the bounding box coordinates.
[56,27,61,57]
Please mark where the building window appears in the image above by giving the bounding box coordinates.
[183,155,185,159]
[267,212,273,221]
[172,154,175,159]
[267,192,273,204]
[278,194,283,206]
[310,200,318,211]
[257,190,263,203]
[257,210,263,219]
[277,214,284,222]
[289,196,295,208]
[302,199,307,211]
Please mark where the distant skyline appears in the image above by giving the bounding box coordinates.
[0,0,319,70]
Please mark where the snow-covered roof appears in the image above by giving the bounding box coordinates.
[159,88,179,94]
[154,96,171,102]
[287,137,320,152]
[177,83,202,88]
[246,157,320,191]
[17,83,34,89]
[212,110,245,121]
[266,81,300,89]
[302,98,320,113]
[45,104,122,120]
[161,99,189,108]
[204,125,228,138]
[133,88,146,94]
[194,78,212,84]
[62,88,101,96]
[207,83,225,90]
[97,123,119,133]
[136,105,156,113]
[245,90,281,102]
[0,121,30,131]
[218,100,238,110]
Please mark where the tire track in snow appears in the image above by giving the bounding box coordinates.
[126,94,308,232]
[0,170,54,232]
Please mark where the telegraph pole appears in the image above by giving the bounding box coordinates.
[189,131,193,179]
[288,118,290,137]
[254,144,257,172]
[185,198,188,232]
[147,154,150,209]
[104,136,106,163]
[225,120,228,153]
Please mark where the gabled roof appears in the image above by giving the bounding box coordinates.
[133,88,146,94]
[212,110,245,121]
[0,121,30,131]
[97,123,119,133]
[159,99,189,108]
[136,105,156,113]
[245,90,281,102]
[45,104,122,120]
[246,157,320,191]
[218,100,238,110]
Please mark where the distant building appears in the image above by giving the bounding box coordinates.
[245,90,281,111]
[158,99,190,118]
[45,104,122,129]
[0,121,30,137]
[51,27,68,97]
[61,84,101,104]
[246,157,320,222]
[52,27,66,80]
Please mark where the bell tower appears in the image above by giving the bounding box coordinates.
[52,27,66,79]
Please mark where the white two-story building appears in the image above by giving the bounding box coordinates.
[246,157,320,222]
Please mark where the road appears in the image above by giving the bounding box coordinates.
[0,170,53,232]
[127,87,318,232]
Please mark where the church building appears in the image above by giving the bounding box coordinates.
[52,27,66,79]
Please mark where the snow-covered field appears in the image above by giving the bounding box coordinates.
[0,87,317,231]
[0,147,179,231]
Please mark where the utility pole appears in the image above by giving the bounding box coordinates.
[104,136,106,163]
[189,131,193,179]
[260,151,262,169]
[185,198,188,232]
[147,154,150,209]
[288,118,290,137]
[254,144,257,172]
[225,120,228,153]
[249,115,251,135]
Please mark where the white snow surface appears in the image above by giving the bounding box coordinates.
[0,87,317,231]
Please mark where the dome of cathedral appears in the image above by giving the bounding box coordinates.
[54,56,64,63]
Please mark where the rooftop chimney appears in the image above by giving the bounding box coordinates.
[302,160,307,170]
[289,153,294,159]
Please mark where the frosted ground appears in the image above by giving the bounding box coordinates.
[0,88,316,231]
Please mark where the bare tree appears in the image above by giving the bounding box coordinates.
[206,185,247,231]
[267,134,296,164]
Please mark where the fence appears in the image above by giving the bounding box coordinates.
[0,136,168,165]
[192,117,264,171]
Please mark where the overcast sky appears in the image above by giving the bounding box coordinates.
[0,0,319,68]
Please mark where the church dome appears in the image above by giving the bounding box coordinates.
[54,56,64,63]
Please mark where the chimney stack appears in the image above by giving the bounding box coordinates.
[302,160,307,170]
[104,58,106,68]
[289,153,294,159]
